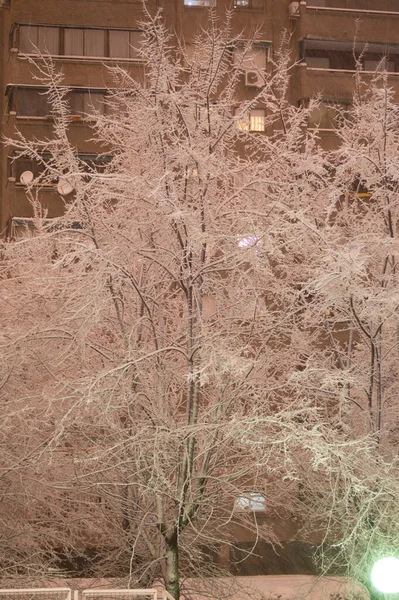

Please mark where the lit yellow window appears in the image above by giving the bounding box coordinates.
[236,108,265,132]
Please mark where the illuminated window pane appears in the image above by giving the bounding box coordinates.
[184,0,216,5]
[236,115,249,131]
[235,492,266,511]
[236,108,265,132]
[235,0,264,5]
[250,108,265,131]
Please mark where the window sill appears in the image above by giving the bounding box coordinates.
[16,115,53,121]
[15,116,97,123]
[307,127,336,131]
[18,52,145,64]
[15,183,57,189]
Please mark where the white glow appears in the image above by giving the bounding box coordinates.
[238,235,259,248]
[371,557,399,593]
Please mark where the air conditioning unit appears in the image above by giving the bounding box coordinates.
[244,69,263,88]
[288,1,300,18]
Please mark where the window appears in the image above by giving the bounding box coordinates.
[306,56,330,69]
[234,43,268,70]
[64,28,105,57]
[15,157,49,183]
[234,0,264,7]
[235,492,266,511]
[109,30,143,59]
[236,108,265,132]
[184,0,216,5]
[12,153,111,184]
[17,25,144,61]
[16,88,51,117]
[302,39,399,72]
[307,102,340,129]
[12,87,107,118]
[19,25,60,54]
[67,91,107,117]
[364,59,395,72]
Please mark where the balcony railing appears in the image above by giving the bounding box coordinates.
[307,0,399,13]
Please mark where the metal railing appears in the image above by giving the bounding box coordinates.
[0,589,72,600]
[306,0,399,13]
[0,589,175,600]
[82,590,175,600]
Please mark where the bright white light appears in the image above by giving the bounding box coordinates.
[238,235,259,248]
[371,557,399,593]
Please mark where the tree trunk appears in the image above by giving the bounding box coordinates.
[165,531,180,600]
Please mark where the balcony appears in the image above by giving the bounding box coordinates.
[300,38,399,74]
[305,0,399,14]
[293,63,399,106]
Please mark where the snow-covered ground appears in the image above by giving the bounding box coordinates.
[181,575,369,600]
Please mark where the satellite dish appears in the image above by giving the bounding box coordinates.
[20,170,34,185]
[57,178,75,196]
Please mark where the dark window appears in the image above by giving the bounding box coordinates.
[64,28,105,57]
[15,157,48,182]
[67,91,107,116]
[109,30,143,59]
[19,25,60,54]
[14,154,111,184]
[14,88,106,118]
[17,88,51,116]
[303,39,399,72]
[18,25,143,60]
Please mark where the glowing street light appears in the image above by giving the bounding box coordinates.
[371,557,399,594]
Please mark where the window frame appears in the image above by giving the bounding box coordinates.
[236,107,266,132]
[11,152,112,186]
[7,85,109,119]
[15,23,144,62]
[234,40,271,71]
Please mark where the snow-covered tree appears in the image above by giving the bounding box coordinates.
[2,9,399,600]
